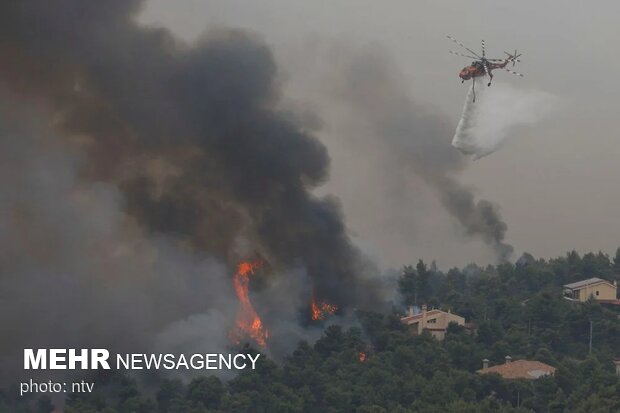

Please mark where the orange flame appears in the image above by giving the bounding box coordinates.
[310,292,338,321]
[359,351,367,362]
[230,260,269,347]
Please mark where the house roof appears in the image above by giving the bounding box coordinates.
[401,309,442,322]
[563,277,614,290]
[477,360,555,380]
[401,309,465,324]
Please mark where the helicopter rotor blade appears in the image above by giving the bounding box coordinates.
[483,62,490,77]
[447,35,481,58]
[503,68,524,77]
[449,50,478,59]
[489,58,522,64]
[481,39,486,58]
[504,51,522,62]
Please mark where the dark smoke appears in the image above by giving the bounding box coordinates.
[309,46,513,262]
[0,101,238,383]
[439,178,513,261]
[0,1,381,305]
[0,0,386,384]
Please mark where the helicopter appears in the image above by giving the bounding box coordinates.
[448,35,523,100]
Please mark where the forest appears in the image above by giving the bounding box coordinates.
[3,249,620,413]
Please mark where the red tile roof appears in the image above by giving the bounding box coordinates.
[477,360,555,380]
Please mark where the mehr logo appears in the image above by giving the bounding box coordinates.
[24,349,111,370]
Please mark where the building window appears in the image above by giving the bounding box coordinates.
[596,291,599,296]
[428,318,437,324]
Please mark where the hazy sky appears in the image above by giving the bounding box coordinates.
[139,0,620,269]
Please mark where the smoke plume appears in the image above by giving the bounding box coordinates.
[453,77,556,159]
[0,101,238,381]
[0,0,385,382]
[284,44,514,262]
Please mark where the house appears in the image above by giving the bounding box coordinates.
[563,277,617,302]
[477,356,555,380]
[400,305,465,341]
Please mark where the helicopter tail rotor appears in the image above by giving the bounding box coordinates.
[505,50,522,66]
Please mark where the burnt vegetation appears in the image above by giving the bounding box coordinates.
[5,248,620,413]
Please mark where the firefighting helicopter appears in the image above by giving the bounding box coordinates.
[448,35,523,101]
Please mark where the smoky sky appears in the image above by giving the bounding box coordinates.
[0,0,395,385]
[140,0,620,268]
[291,46,513,262]
[0,0,383,311]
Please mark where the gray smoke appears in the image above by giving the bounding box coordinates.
[0,0,385,382]
[289,45,513,262]
[0,101,237,382]
[0,0,384,304]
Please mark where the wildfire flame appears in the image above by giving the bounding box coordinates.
[310,292,338,321]
[229,260,269,347]
[359,351,367,363]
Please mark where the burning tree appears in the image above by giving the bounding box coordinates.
[310,291,338,321]
[229,261,269,347]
